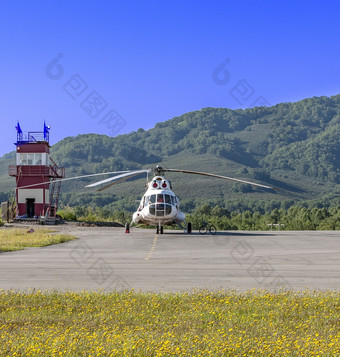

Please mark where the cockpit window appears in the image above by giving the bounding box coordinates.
[147,194,175,216]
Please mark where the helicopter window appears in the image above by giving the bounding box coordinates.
[149,205,155,215]
[166,205,172,215]
[164,195,171,204]
[149,195,156,204]
[157,194,164,203]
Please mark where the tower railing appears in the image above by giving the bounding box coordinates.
[49,157,65,178]
[8,165,65,178]
[16,131,49,144]
[48,157,65,216]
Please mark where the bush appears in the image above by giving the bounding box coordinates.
[57,207,77,221]
[188,204,340,230]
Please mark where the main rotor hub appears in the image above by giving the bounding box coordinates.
[154,165,166,176]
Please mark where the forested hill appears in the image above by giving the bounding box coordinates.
[0,94,339,212]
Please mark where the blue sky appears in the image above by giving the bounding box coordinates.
[1,1,340,156]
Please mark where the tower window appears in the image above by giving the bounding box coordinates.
[17,153,48,166]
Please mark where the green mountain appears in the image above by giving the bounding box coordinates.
[1,95,339,213]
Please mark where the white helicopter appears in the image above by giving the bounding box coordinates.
[85,165,276,234]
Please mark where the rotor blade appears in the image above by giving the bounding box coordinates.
[14,170,132,190]
[96,172,145,191]
[165,168,276,190]
[85,169,150,189]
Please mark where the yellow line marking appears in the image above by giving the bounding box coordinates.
[144,234,159,260]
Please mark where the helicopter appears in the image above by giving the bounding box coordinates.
[85,165,276,234]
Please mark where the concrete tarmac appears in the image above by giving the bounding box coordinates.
[0,227,339,292]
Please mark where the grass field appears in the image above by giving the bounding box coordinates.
[0,290,339,356]
[0,228,77,252]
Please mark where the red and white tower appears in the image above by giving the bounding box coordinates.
[9,122,65,218]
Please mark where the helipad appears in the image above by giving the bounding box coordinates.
[0,227,339,291]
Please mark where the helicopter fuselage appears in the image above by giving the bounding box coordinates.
[132,176,185,226]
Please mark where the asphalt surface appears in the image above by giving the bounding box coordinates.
[0,226,339,292]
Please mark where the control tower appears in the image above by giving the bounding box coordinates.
[9,122,65,218]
